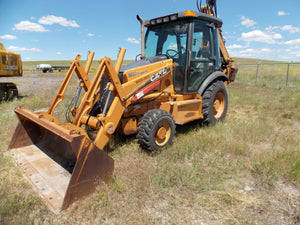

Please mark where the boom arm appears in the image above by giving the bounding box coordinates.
[201,2,238,82]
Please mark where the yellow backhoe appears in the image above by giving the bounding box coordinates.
[8,0,237,213]
[0,42,22,102]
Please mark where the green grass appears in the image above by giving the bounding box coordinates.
[0,59,299,224]
[234,58,300,88]
[234,57,289,64]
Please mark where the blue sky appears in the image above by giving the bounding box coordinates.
[1,0,300,61]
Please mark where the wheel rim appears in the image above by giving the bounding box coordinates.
[155,121,171,147]
[213,92,225,119]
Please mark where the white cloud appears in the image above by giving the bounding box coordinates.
[230,47,273,58]
[126,37,140,44]
[294,51,300,57]
[284,39,300,45]
[239,30,282,44]
[227,44,244,49]
[261,48,272,53]
[266,26,280,32]
[87,33,94,37]
[239,48,271,53]
[281,25,300,34]
[266,25,300,34]
[278,11,288,16]
[222,31,237,39]
[0,34,17,40]
[56,52,62,55]
[241,16,256,28]
[13,21,49,32]
[38,15,79,28]
[7,46,41,52]
[239,48,255,54]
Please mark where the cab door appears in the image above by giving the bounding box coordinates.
[186,19,220,93]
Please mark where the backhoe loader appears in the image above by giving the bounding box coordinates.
[8,0,237,213]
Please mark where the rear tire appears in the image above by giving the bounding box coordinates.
[137,109,176,152]
[202,80,228,126]
[0,89,5,103]
[0,83,18,102]
[7,87,18,101]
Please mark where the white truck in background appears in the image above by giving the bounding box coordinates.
[36,64,69,73]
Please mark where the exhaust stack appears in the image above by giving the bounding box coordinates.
[137,15,145,59]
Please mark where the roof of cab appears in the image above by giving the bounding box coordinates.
[145,11,223,28]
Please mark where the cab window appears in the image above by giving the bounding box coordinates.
[145,20,189,92]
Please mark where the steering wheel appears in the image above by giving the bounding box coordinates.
[166,49,179,59]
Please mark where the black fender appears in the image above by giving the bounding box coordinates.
[198,71,228,96]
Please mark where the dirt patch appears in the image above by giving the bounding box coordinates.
[1,72,64,95]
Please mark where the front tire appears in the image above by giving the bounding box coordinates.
[202,80,228,125]
[137,109,176,152]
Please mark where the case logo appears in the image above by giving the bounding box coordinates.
[150,67,170,82]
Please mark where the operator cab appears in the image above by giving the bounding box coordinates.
[144,11,222,94]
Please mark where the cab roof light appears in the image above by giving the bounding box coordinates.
[163,17,170,23]
[145,13,179,26]
[156,18,162,24]
[170,14,178,20]
[184,11,196,17]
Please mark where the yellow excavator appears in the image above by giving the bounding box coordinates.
[8,0,237,213]
[0,42,22,102]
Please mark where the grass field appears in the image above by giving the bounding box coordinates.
[234,58,300,89]
[0,59,299,224]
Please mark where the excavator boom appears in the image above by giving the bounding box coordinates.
[200,1,238,81]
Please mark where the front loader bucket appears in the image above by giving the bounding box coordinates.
[8,107,114,213]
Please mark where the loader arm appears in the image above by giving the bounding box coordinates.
[73,48,174,150]
[48,52,94,115]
